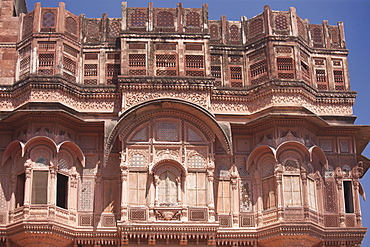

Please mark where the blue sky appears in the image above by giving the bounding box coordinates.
[27,0,370,244]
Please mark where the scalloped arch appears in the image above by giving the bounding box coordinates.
[246,145,276,171]
[105,99,232,164]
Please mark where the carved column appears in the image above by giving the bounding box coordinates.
[23,159,32,207]
[230,165,238,227]
[95,167,103,220]
[301,167,309,220]
[254,170,262,227]
[148,170,156,221]
[49,159,57,206]
[275,164,283,221]
[352,179,361,226]
[120,153,129,221]
[314,171,324,225]
[69,166,78,211]
[335,167,345,227]
[207,168,215,222]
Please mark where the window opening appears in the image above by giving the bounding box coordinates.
[158,171,178,206]
[31,171,48,204]
[343,181,354,213]
[57,173,68,209]
[15,173,25,208]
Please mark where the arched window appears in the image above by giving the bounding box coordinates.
[210,24,219,39]
[157,11,174,27]
[186,12,200,27]
[56,158,70,209]
[31,155,49,205]
[216,164,230,214]
[283,159,302,207]
[229,25,240,41]
[158,170,178,205]
[42,11,55,27]
[262,161,276,210]
[130,10,146,27]
[66,17,77,35]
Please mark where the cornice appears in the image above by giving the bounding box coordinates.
[3,76,119,100]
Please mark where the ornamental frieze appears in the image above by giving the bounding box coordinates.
[123,90,209,110]
[211,92,353,115]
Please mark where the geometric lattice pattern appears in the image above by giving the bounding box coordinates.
[324,215,338,227]
[130,10,146,27]
[79,180,93,211]
[186,12,200,27]
[248,18,263,37]
[109,21,121,37]
[324,181,337,213]
[79,215,93,226]
[103,215,116,227]
[250,59,267,78]
[229,25,239,41]
[240,216,254,227]
[156,54,177,67]
[185,55,204,68]
[210,24,219,39]
[188,155,205,168]
[66,17,78,35]
[157,11,174,27]
[129,208,147,221]
[129,154,146,167]
[275,14,288,30]
[84,64,98,77]
[189,208,207,221]
[218,215,232,227]
[42,11,55,27]
[284,160,299,171]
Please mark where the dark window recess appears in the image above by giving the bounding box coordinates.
[15,173,25,208]
[57,173,69,209]
[343,181,354,213]
[31,171,48,204]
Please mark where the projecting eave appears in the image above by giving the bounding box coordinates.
[355,125,370,175]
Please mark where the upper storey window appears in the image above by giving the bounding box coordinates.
[41,10,56,32]
[186,12,200,27]
[229,25,240,41]
[66,17,78,36]
[157,11,174,27]
[130,10,146,27]
[210,24,219,39]
[275,14,288,30]
[42,11,55,27]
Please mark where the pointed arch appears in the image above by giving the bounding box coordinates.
[276,141,310,163]
[246,145,276,171]
[57,141,85,167]
[1,141,25,166]
[24,136,58,154]
[105,99,232,164]
[309,145,328,169]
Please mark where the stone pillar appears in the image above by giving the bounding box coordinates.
[301,168,309,220]
[275,164,283,221]
[335,167,345,227]
[352,179,361,226]
[207,168,215,222]
[254,170,262,227]
[230,165,238,227]
[49,158,57,206]
[148,170,156,221]
[23,159,32,206]
[120,152,128,221]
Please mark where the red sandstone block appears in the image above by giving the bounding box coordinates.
[2,53,16,60]
[0,36,17,42]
